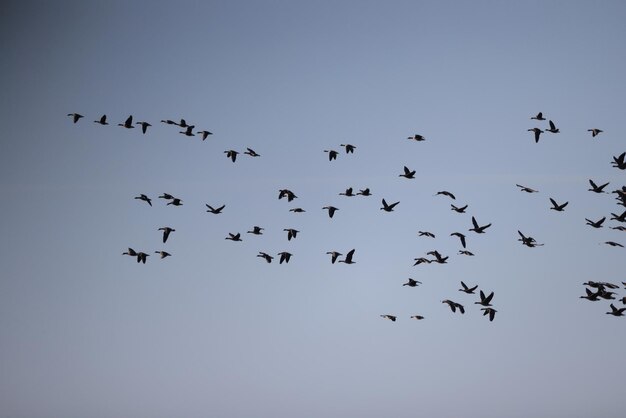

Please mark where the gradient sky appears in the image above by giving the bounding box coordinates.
[1,1,625,417]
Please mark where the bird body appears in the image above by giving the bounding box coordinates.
[322,206,338,218]
[403,278,422,287]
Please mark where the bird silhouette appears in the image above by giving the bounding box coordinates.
[407,134,426,141]
[459,250,474,256]
[257,252,274,263]
[528,127,543,143]
[206,204,225,214]
[469,216,491,233]
[380,314,397,322]
[604,241,623,247]
[339,187,355,197]
[442,300,465,314]
[225,233,242,241]
[588,128,603,137]
[399,166,416,179]
[278,189,297,201]
[410,315,425,320]
[402,278,422,287]
[580,288,601,301]
[418,231,435,238]
[380,198,399,212]
[326,251,342,264]
[160,119,177,125]
[324,150,339,161]
[340,144,356,153]
[606,304,626,316]
[158,193,175,200]
[545,120,560,133]
[459,281,478,294]
[118,115,134,129]
[413,257,432,266]
[475,290,494,307]
[224,150,239,162]
[450,232,467,248]
[155,251,171,259]
[435,191,455,200]
[588,179,609,193]
[357,188,372,196]
[585,217,606,228]
[516,184,538,193]
[481,307,497,321]
[549,198,568,212]
[94,114,108,125]
[289,208,306,213]
[197,130,213,140]
[278,252,292,264]
[247,226,264,235]
[135,121,151,134]
[179,126,195,136]
[135,252,149,264]
[322,206,339,218]
[122,248,137,257]
[450,204,468,213]
[611,152,626,170]
[68,113,83,123]
[610,211,626,222]
[135,194,152,206]
[517,230,543,247]
[244,148,260,157]
[283,228,299,241]
[338,249,356,264]
[427,250,448,264]
[167,198,183,206]
[158,227,175,243]
[531,112,546,120]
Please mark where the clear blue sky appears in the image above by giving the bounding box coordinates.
[1,1,625,417]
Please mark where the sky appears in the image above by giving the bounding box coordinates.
[1,1,625,417]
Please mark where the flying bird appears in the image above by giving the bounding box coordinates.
[225,232,242,241]
[289,208,306,213]
[442,300,465,314]
[380,315,397,322]
[118,115,134,129]
[244,148,260,157]
[278,189,297,201]
[435,191,455,200]
[158,227,175,243]
[322,206,339,218]
[451,204,468,213]
[481,308,497,322]
[380,198,399,212]
[475,290,495,307]
[469,216,491,233]
[408,134,426,141]
[399,166,416,179]
[179,126,195,136]
[206,204,225,214]
[585,217,606,228]
[531,112,546,120]
[418,231,435,238]
[516,184,538,193]
[528,127,543,143]
[606,304,626,317]
[588,179,609,193]
[459,250,475,256]
[340,144,356,153]
[135,121,151,134]
[155,251,171,259]
[338,249,356,264]
[158,193,175,200]
[247,226,264,235]
[402,278,422,287]
[283,228,299,241]
[410,315,425,320]
[324,150,339,161]
[197,130,213,140]
[357,188,372,196]
[68,113,83,123]
[450,232,467,248]
[604,241,623,247]
[339,187,355,197]
[278,252,292,264]
[94,114,108,125]
[588,128,603,137]
[224,150,239,162]
[413,257,432,266]
[545,120,560,133]
[134,194,152,206]
[459,281,478,294]
[257,252,273,263]
[549,198,568,212]
[167,198,183,206]
[326,251,342,264]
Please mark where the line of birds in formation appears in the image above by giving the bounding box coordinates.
[69,111,625,320]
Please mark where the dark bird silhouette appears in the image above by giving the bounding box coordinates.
[413,257,432,266]
[517,184,538,193]
[580,288,601,301]
[427,250,448,264]
[160,119,177,125]
[338,249,356,264]
[357,188,372,196]
[179,126,195,136]
[435,191,455,200]
[549,198,568,212]
[136,252,149,264]
[408,134,426,141]
[278,252,292,264]
[588,179,609,193]
[155,251,171,259]
[283,228,299,241]
[442,300,465,314]
[135,194,152,206]
[410,315,425,320]
[459,250,474,256]
[257,252,273,263]
[399,166,416,179]
[167,198,183,206]
[225,232,242,242]
[244,148,260,157]
[324,150,339,161]
[68,113,83,123]
[469,216,491,233]
[326,251,342,264]
[545,120,560,133]
[610,211,626,223]
[450,232,467,248]
[122,248,137,257]
[136,121,151,134]
[158,193,175,200]
[278,189,297,201]
[517,230,543,247]
[459,281,478,294]
[403,278,422,287]
[528,127,543,143]
[531,112,546,121]
[94,114,108,125]
[611,226,626,232]
[177,119,189,128]
[611,152,626,170]
[451,204,468,213]
[606,304,626,317]
[118,115,134,129]
[206,204,225,214]
[481,307,497,321]
[197,130,213,140]
[159,227,175,243]
[247,226,264,235]
[224,150,239,162]
[339,187,355,197]
[588,128,603,137]
[585,217,606,228]
[380,315,397,322]
[418,231,435,238]
[380,198,399,212]
[340,144,356,153]
[604,241,623,247]
[475,290,495,307]
[289,207,306,213]
[322,206,339,218]
[583,281,619,290]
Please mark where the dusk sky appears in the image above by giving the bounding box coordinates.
[2,1,625,417]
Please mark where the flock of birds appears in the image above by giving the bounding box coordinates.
[68,111,626,320]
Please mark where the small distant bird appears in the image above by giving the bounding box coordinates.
[179,126,195,136]
[158,227,175,243]
[158,193,175,200]
[122,248,137,257]
[339,187,355,197]
[588,128,603,137]
[324,150,339,161]
[531,112,546,121]
[340,144,356,153]
[257,252,273,263]
[380,198,399,212]
[612,152,626,170]
[338,249,356,264]
[160,119,177,125]
[197,130,213,140]
[94,114,108,125]
[357,188,372,196]
[475,290,494,307]
[611,226,626,231]
[435,191,456,200]
[322,206,339,218]
[469,216,491,234]
[155,251,171,259]
[610,211,626,222]
[278,252,292,264]
[135,194,152,206]
[68,113,83,123]
[135,252,149,264]
[224,150,239,162]
[428,250,448,264]
[380,315,397,322]
[528,127,543,143]
[118,115,134,129]
[399,166,416,179]
[290,208,306,213]
[545,120,560,133]
[451,204,468,213]
[206,204,225,214]
[225,232,242,242]
[459,281,478,294]
[413,257,432,266]
[583,281,620,290]
[247,226,264,235]
[278,189,297,201]
[408,134,426,141]
[244,148,260,157]
[588,179,609,193]
[167,198,183,206]
[410,315,425,320]
[450,232,467,248]
[517,184,538,193]
[442,300,465,314]
[178,119,189,128]
[585,217,606,228]
[418,231,435,238]
[580,288,600,301]
[136,121,151,134]
[606,304,626,317]
[481,307,497,322]
[549,198,568,212]
[326,251,342,264]
[402,278,422,287]
[283,228,299,241]
[604,241,623,247]
[518,230,543,247]
[459,250,474,256]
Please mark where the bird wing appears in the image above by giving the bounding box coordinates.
[471,217,479,229]
[549,120,556,130]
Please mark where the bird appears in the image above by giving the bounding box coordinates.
[442,300,465,314]
[158,193,175,200]
[68,113,83,123]
[94,114,108,125]
[611,152,626,170]
[160,119,177,125]
[435,191,455,200]
[407,134,425,141]
[122,248,137,257]
[338,249,356,264]
[583,281,620,290]
[340,144,356,153]
[206,204,225,214]
[399,166,416,179]
[380,315,397,322]
[545,120,560,133]
[380,198,399,212]
[459,281,478,294]
[158,227,175,243]
[610,211,626,222]
[531,112,546,120]
[418,231,435,238]
[244,148,260,157]
[339,187,355,197]
[469,216,491,233]
[403,278,422,287]
[177,118,189,128]
[588,179,609,193]
[611,226,626,232]
[322,206,339,218]
[516,184,538,193]
[197,130,213,140]
[549,198,568,212]
[450,232,467,248]
[475,290,495,307]
[413,257,432,266]
[135,252,149,264]
[283,228,299,241]
[324,150,339,161]
[225,233,242,241]
[585,217,606,228]
[481,308,497,322]
[604,241,623,247]
[326,251,342,264]
[517,230,543,247]
[451,204,468,213]
[580,288,601,301]
[528,127,543,143]
[155,251,171,259]
[224,150,239,162]
[606,304,626,317]
[257,252,274,263]
[459,250,474,256]
[118,115,134,129]
[357,188,372,196]
[135,121,151,134]
[278,189,297,201]
[278,252,292,264]
[289,208,306,213]
[427,250,448,264]
[410,315,425,320]
[588,128,603,137]
[167,198,183,206]
[247,226,264,235]
[134,194,152,206]
[180,126,195,136]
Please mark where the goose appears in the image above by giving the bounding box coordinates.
[94,114,108,125]
[357,188,372,196]
[481,307,497,322]
[326,251,342,264]
[283,228,299,241]
[322,206,339,218]
[380,315,397,322]
[459,281,478,294]
[158,227,175,243]
[257,252,273,263]
[134,194,152,206]
[289,208,306,213]
[516,184,538,193]
[410,315,425,320]
[136,252,149,264]
[588,128,603,137]
[402,278,422,287]
[611,152,626,169]
[583,281,619,290]
[517,230,543,247]
[585,217,606,228]
[340,144,356,153]
[206,204,225,214]
[413,257,432,266]
[451,204,468,213]
[418,231,435,238]
[611,226,626,231]
[136,121,151,134]
[160,119,177,125]
[224,150,239,162]
[118,115,134,129]
[278,189,297,201]
[155,251,171,259]
[531,112,546,120]
[158,193,175,200]
[339,187,355,197]
[225,233,242,242]
[338,249,356,264]
[469,216,491,233]
[435,190,455,200]
[408,134,426,141]
[442,300,465,314]
[122,248,137,257]
[604,241,623,247]
[197,130,213,140]
[459,250,475,256]
[399,166,416,179]
[545,120,560,133]
[588,179,609,193]
[450,232,467,248]
[606,304,626,316]
[580,288,601,301]
[167,198,183,206]
[549,198,568,212]
[610,211,626,222]
[324,150,338,161]
[598,290,617,300]
[380,198,399,212]
[247,226,264,235]
[277,252,292,264]
[244,148,260,157]
[180,126,195,136]
[475,290,494,307]
[427,250,448,264]
[68,113,84,123]
[528,127,543,143]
